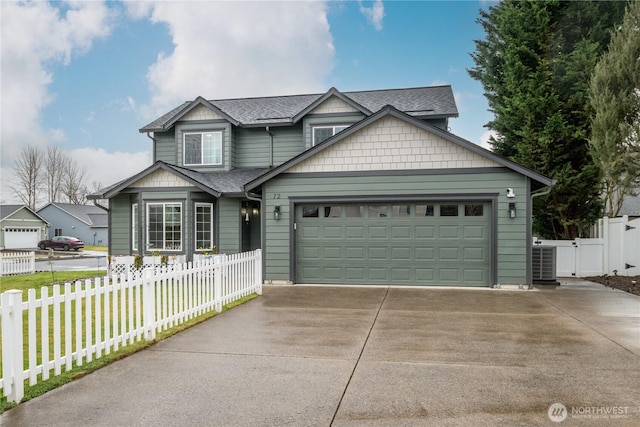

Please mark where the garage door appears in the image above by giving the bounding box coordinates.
[4,227,40,249]
[295,201,491,286]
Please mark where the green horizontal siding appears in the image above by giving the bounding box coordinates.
[261,170,529,285]
[110,194,132,256]
[218,197,240,254]
[234,125,306,168]
[153,130,176,163]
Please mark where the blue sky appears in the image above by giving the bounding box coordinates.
[1,0,494,205]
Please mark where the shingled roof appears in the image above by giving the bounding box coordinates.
[87,162,267,200]
[39,203,108,227]
[140,85,458,132]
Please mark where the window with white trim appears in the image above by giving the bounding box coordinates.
[132,203,138,251]
[147,203,182,251]
[312,125,349,146]
[184,131,222,165]
[195,203,214,250]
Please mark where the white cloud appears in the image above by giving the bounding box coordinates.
[125,1,335,120]
[68,148,152,190]
[0,1,113,173]
[358,0,385,31]
[480,130,497,151]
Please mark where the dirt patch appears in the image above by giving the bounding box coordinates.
[585,275,640,297]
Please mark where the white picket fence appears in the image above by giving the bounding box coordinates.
[534,216,640,277]
[0,252,35,276]
[0,250,262,403]
[108,255,187,277]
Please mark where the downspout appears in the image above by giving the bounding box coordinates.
[531,184,556,241]
[266,126,274,168]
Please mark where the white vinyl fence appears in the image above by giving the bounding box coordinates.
[108,255,187,277]
[534,216,640,277]
[0,252,35,277]
[0,250,262,403]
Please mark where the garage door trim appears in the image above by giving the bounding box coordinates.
[289,193,498,285]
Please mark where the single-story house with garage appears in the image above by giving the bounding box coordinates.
[89,85,554,287]
[37,203,109,246]
[0,205,49,250]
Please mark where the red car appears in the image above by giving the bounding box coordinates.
[38,236,85,251]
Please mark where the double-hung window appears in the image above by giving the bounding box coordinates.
[312,125,349,146]
[147,203,182,251]
[184,131,222,166]
[195,203,214,250]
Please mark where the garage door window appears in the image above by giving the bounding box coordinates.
[465,204,484,216]
[392,205,410,217]
[324,206,342,217]
[416,204,435,216]
[440,205,459,216]
[302,207,319,218]
[346,206,364,217]
[368,205,388,218]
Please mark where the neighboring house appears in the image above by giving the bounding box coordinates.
[37,203,109,246]
[0,205,49,249]
[89,85,554,287]
[618,190,640,218]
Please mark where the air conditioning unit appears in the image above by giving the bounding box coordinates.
[532,246,557,282]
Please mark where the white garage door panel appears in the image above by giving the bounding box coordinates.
[4,228,40,249]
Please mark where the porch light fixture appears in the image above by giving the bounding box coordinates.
[274,205,281,220]
[508,202,516,219]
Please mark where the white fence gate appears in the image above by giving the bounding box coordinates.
[0,252,35,276]
[0,250,262,403]
[535,216,640,277]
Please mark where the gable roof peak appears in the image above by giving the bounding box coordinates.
[140,85,458,132]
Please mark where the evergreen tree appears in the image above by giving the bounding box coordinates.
[469,0,625,238]
[589,0,640,217]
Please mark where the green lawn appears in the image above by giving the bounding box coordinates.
[0,270,257,413]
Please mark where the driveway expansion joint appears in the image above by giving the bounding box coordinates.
[330,285,390,426]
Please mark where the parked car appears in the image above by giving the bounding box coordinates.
[38,236,84,251]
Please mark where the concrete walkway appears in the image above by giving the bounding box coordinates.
[2,279,639,426]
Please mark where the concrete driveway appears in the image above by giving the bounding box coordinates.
[2,279,639,426]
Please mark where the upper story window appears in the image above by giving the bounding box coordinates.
[312,125,349,146]
[184,131,222,166]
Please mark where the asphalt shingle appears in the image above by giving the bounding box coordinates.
[140,86,458,131]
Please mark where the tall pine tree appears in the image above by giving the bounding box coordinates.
[469,0,625,238]
[589,0,640,217]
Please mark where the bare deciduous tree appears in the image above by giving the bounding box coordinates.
[44,145,67,203]
[11,145,44,209]
[12,144,92,207]
[62,160,89,204]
